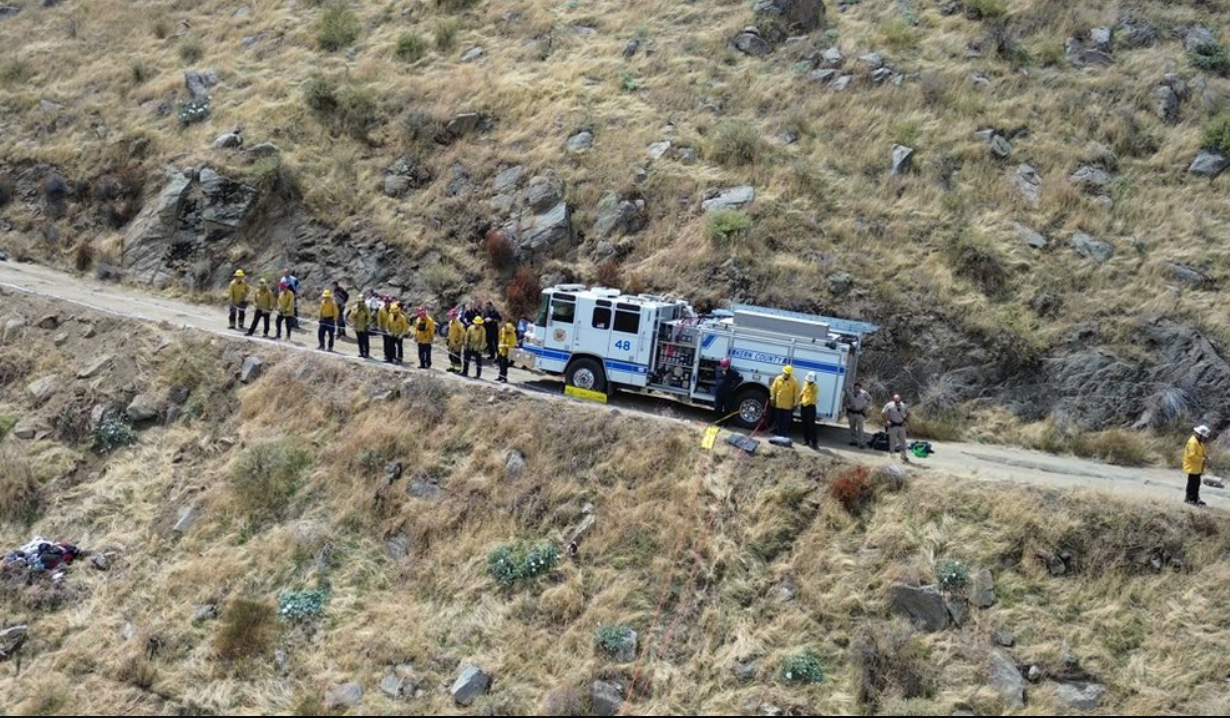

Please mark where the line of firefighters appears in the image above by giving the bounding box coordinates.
[225,269,519,381]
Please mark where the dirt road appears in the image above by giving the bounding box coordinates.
[2,258,1224,509]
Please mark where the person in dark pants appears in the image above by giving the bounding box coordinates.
[275,282,295,340]
[463,317,485,378]
[714,357,741,421]
[332,281,350,338]
[769,366,799,438]
[385,303,408,365]
[246,278,274,337]
[483,301,502,360]
[348,298,372,358]
[226,269,249,329]
[799,372,819,449]
[1184,425,1212,507]
[317,290,339,351]
[413,307,436,369]
[497,319,517,382]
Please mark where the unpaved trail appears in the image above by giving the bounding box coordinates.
[2,259,1225,510]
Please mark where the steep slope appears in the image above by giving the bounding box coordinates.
[1,290,1229,715]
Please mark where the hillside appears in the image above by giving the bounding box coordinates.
[0,290,1229,715]
[2,0,1230,452]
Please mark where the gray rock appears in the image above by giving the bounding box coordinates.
[1065,38,1115,67]
[831,74,853,91]
[184,69,219,99]
[3,317,26,343]
[82,325,96,339]
[623,38,640,59]
[1165,263,1211,288]
[1089,27,1113,53]
[450,663,491,706]
[527,175,564,212]
[1069,166,1111,192]
[1069,232,1114,263]
[992,629,1015,648]
[0,625,27,659]
[504,200,573,260]
[247,142,281,158]
[461,46,485,62]
[890,144,915,176]
[126,393,162,423]
[493,165,524,194]
[822,46,844,67]
[36,314,58,330]
[566,129,594,152]
[1056,682,1106,711]
[383,462,403,483]
[702,186,755,212]
[828,271,853,296]
[77,354,113,379]
[240,356,263,383]
[1189,150,1230,178]
[408,478,442,500]
[889,584,950,633]
[1163,73,1191,101]
[212,132,243,150]
[987,134,1012,160]
[441,112,482,143]
[1155,85,1180,125]
[647,140,672,160]
[380,673,406,698]
[734,29,772,57]
[444,163,472,197]
[26,375,58,403]
[386,532,410,560]
[858,52,884,70]
[970,569,996,608]
[591,680,624,716]
[193,604,219,622]
[677,146,698,165]
[1027,664,1044,682]
[1184,26,1218,55]
[0,7,20,19]
[53,332,68,346]
[988,649,1025,708]
[325,682,363,710]
[505,450,526,478]
[173,505,200,534]
[91,554,110,571]
[809,68,837,83]
[383,174,411,198]
[733,659,760,680]
[1015,164,1041,207]
[1015,223,1047,249]
[1117,16,1158,48]
[753,0,826,41]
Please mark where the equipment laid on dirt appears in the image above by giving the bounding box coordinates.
[513,285,877,429]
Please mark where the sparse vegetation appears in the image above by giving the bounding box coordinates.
[935,558,971,593]
[395,32,427,63]
[828,465,876,515]
[214,598,277,661]
[594,624,636,658]
[316,2,361,52]
[434,20,459,52]
[0,60,32,87]
[178,36,204,63]
[704,209,753,245]
[0,448,40,524]
[278,589,329,623]
[708,120,764,168]
[1189,39,1230,76]
[92,417,136,454]
[505,266,542,317]
[484,228,514,269]
[487,540,561,585]
[231,439,313,521]
[965,0,1007,21]
[176,97,211,126]
[1203,111,1230,154]
[779,650,826,685]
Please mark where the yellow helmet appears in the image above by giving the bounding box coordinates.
[234,269,245,278]
[474,317,485,325]
[323,289,333,298]
[391,302,401,310]
[783,365,793,376]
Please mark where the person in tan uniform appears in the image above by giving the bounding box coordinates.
[226,270,249,330]
[845,382,872,448]
[246,278,274,337]
[882,394,911,463]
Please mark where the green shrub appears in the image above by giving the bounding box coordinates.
[434,20,459,52]
[880,18,919,51]
[303,76,338,113]
[965,0,1007,20]
[704,209,753,245]
[1203,112,1230,154]
[317,2,361,52]
[335,84,379,139]
[0,416,16,440]
[178,36,204,63]
[93,417,137,454]
[395,32,427,63]
[708,120,764,167]
[945,232,1008,299]
[0,60,32,87]
[1189,40,1230,76]
[421,260,462,297]
[1034,41,1066,68]
[594,624,636,657]
[215,598,277,661]
[487,540,561,585]
[936,558,971,593]
[278,589,329,623]
[130,61,154,85]
[231,439,313,521]
[177,96,211,126]
[779,650,826,685]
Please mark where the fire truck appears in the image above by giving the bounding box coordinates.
[511,285,878,429]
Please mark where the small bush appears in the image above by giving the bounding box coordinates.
[1203,112,1230,154]
[278,589,329,623]
[1072,429,1153,467]
[153,19,171,40]
[116,654,158,690]
[779,650,826,685]
[487,540,561,585]
[0,449,40,524]
[401,110,438,147]
[73,241,95,271]
[595,259,622,289]
[178,36,204,63]
[395,32,427,63]
[317,2,361,52]
[594,624,636,657]
[946,232,1008,299]
[231,439,313,521]
[708,120,764,168]
[1190,41,1230,76]
[829,465,875,515]
[485,229,515,269]
[129,61,154,85]
[705,209,753,245]
[879,18,918,51]
[249,156,299,198]
[215,598,277,661]
[177,96,210,126]
[421,260,462,297]
[0,60,32,87]
[852,622,932,710]
[506,267,542,318]
[935,558,971,593]
[434,20,459,52]
[334,84,379,140]
[303,76,338,114]
[965,0,1007,21]
[1034,41,1066,68]
[93,417,137,454]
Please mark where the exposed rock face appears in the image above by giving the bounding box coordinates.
[987,650,1025,708]
[889,584,950,633]
[753,0,826,43]
[501,175,573,261]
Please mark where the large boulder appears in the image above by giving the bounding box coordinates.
[1189,150,1230,178]
[1068,232,1114,263]
[1015,164,1041,207]
[0,625,27,659]
[889,584,950,633]
[504,175,574,261]
[26,375,58,403]
[1155,85,1180,125]
[733,27,772,57]
[126,393,162,423]
[240,356,264,383]
[753,0,826,43]
[592,191,647,239]
[450,663,491,706]
[987,650,1025,708]
[970,569,996,608]
[1055,681,1106,711]
[123,173,192,284]
[890,144,915,176]
[184,69,219,99]
[324,682,363,710]
[591,680,624,716]
[702,186,755,212]
[1069,166,1112,192]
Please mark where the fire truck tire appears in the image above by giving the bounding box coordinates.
[566,357,607,394]
[732,385,770,430]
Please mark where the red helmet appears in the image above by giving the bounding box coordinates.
[720,357,732,368]
[417,307,428,317]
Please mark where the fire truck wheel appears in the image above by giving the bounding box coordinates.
[733,385,769,430]
[566,357,607,393]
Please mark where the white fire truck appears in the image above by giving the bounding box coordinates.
[512,285,878,429]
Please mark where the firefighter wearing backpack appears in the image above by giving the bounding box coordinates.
[385,303,409,365]
[413,307,436,369]
[497,319,517,382]
[769,366,799,438]
[447,309,465,373]
[318,290,339,352]
[463,317,486,378]
[246,278,274,337]
[275,281,296,340]
[800,372,819,449]
[227,270,249,330]
[348,296,372,359]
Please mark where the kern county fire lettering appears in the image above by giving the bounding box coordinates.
[730,349,786,365]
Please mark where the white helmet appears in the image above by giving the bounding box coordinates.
[805,372,816,383]
[1195,425,1211,438]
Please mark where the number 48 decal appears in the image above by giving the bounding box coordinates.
[614,340,632,351]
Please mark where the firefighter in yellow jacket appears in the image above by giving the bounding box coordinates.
[1184,425,1212,507]
[245,278,274,338]
[497,319,517,383]
[385,303,409,365]
[799,372,820,449]
[318,289,340,352]
[769,365,799,438]
[275,281,296,340]
[226,269,249,330]
[348,299,373,359]
[446,309,465,373]
[413,307,436,369]
[463,317,486,378]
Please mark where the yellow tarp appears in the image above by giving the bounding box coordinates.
[701,426,720,450]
